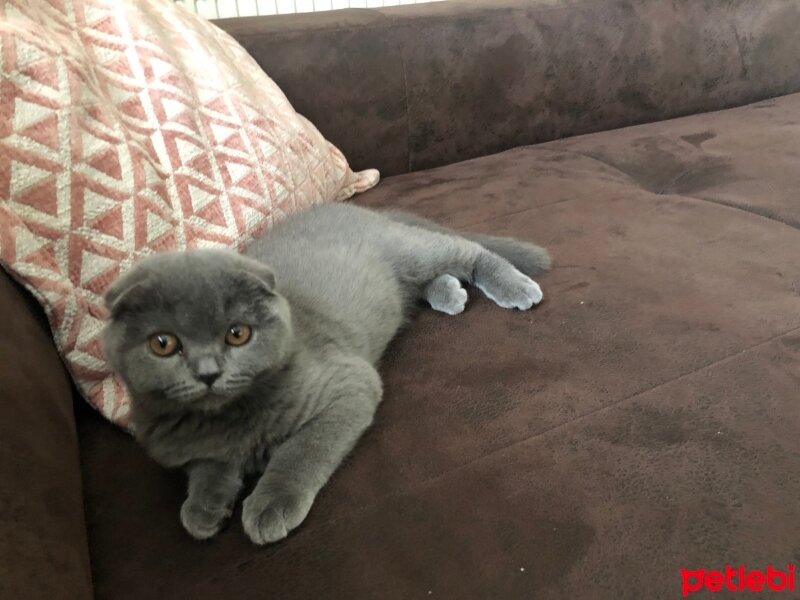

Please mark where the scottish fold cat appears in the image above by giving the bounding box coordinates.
[102,203,549,544]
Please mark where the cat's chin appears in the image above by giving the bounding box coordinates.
[184,391,242,413]
[164,387,243,413]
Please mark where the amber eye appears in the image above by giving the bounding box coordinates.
[149,333,180,357]
[225,323,251,346]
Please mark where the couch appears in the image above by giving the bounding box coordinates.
[3,1,800,598]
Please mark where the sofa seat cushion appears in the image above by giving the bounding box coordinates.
[78,92,800,599]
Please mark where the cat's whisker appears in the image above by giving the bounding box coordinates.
[168,385,208,403]
[164,382,193,393]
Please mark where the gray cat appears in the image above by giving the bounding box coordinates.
[102,203,550,545]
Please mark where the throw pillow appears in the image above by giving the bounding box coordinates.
[0,0,379,426]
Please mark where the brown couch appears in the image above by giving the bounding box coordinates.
[3,1,800,598]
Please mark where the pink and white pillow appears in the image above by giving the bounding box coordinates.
[0,0,379,426]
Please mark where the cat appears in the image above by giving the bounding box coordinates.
[102,203,550,545]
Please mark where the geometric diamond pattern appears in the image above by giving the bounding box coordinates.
[0,0,379,427]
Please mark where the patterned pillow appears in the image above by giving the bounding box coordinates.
[0,0,379,426]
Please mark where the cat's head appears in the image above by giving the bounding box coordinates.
[102,249,292,415]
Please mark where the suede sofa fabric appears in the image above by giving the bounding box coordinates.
[75,92,800,599]
[3,1,800,597]
[218,0,800,177]
[0,274,93,600]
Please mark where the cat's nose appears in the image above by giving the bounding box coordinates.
[198,372,220,386]
[194,356,221,387]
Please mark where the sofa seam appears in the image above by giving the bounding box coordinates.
[456,197,574,232]
[520,147,800,233]
[678,193,800,232]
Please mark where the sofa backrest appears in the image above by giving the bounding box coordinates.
[219,0,800,176]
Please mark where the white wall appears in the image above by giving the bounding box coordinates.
[176,0,446,20]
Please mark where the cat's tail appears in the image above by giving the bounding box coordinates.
[383,210,551,278]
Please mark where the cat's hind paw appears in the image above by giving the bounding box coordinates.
[425,273,468,315]
[477,270,543,310]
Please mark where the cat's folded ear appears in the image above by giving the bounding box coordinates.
[238,257,276,294]
[104,268,150,318]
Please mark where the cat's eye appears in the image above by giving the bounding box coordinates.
[149,333,180,357]
[225,323,251,346]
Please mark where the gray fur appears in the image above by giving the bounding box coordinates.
[424,273,468,315]
[102,203,550,544]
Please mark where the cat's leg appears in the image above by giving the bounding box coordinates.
[383,210,551,278]
[180,460,243,540]
[242,358,381,545]
[424,273,468,315]
[389,229,543,310]
[471,250,543,310]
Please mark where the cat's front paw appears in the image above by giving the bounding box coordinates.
[180,499,231,540]
[241,488,314,545]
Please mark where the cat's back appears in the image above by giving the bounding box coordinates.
[252,203,387,247]
[246,203,391,287]
[245,204,404,360]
